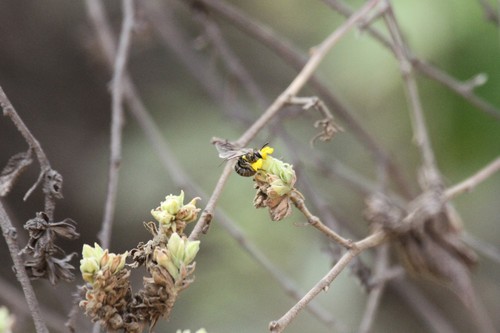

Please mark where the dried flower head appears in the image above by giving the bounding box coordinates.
[20,212,79,285]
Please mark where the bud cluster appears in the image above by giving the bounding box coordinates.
[151,190,201,235]
[253,154,298,221]
[79,191,202,332]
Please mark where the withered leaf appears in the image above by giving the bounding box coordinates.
[0,149,33,196]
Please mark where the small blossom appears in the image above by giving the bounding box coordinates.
[252,153,297,221]
[161,191,185,215]
[167,233,185,268]
[154,247,179,280]
[176,197,201,222]
[184,240,200,265]
[80,243,127,284]
[151,191,201,234]
[153,233,201,282]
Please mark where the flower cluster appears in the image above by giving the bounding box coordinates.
[154,233,199,283]
[79,244,130,331]
[253,153,297,221]
[151,190,200,235]
[20,212,79,285]
[80,192,201,332]
[80,243,127,284]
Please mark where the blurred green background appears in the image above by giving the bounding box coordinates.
[0,0,499,332]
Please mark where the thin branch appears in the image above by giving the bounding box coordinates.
[269,230,387,333]
[98,0,135,248]
[444,156,500,200]
[322,0,500,120]
[0,201,48,333]
[290,190,354,249]
[0,87,50,171]
[382,3,440,188]
[357,245,389,333]
[215,206,347,332]
[0,85,61,218]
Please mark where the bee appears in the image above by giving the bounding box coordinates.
[214,139,271,177]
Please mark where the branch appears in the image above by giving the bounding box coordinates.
[0,202,48,333]
[444,156,500,200]
[0,85,62,218]
[382,3,440,189]
[290,190,354,249]
[323,0,500,120]
[269,230,387,332]
[98,0,135,248]
[357,245,390,333]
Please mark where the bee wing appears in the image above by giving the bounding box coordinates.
[213,139,251,160]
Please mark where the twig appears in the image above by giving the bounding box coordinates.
[0,202,48,333]
[322,0,500,120]
[444,156,500,200]
[269,230,387,332]
[290,190,354,249]
[215,206,347,331]
[382,3,440,188]
[357,245,389,333]
[0,85,61,219]
[98,0,135,248]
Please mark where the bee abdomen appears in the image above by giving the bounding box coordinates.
[235,159,256,177]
